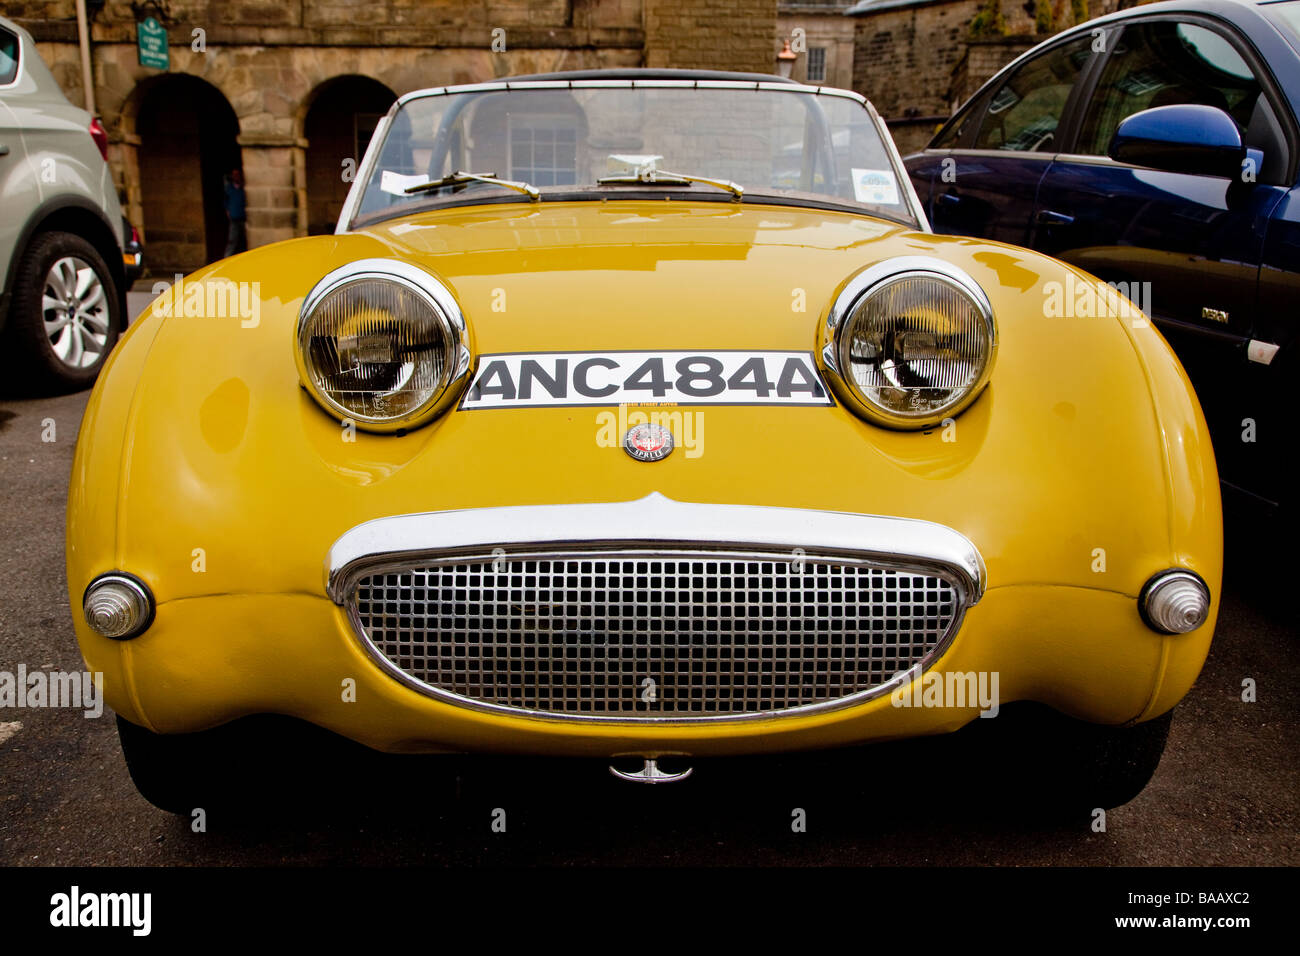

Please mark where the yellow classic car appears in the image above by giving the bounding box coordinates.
[66,70,1221,814]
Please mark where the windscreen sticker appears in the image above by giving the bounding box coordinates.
[850,168,900,206]
[379,170,426,196]
[460,350,833,409]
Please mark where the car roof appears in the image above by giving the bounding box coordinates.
[1055,0,1281,30]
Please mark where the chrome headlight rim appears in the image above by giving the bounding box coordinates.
[295,258,472,433]
[821,256,997,430]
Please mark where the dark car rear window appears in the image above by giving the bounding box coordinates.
[0,29,19,86]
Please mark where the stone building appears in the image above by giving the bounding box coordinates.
[846,0,1142,153]
[8,0,779,275]
[8,0,1156,275]
[776,1,857,89]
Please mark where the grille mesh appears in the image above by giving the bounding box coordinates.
[351,552,960,718]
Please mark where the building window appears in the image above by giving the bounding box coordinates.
[806,47,827,84]
[508,114,578,187]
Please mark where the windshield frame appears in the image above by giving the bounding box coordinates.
[338,78,927,232]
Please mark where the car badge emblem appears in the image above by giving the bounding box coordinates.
[623,422,674,462]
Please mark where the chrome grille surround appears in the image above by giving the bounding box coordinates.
[328,493,984,723]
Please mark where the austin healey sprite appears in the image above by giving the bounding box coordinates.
[67,70,1221,814]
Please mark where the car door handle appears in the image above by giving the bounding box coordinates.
[937,192,961,205]
[1035,209,1075,226]
[0,144,10,157]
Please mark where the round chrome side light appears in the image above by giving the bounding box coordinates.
[83,573,155,640]
[1139,570,1210,635]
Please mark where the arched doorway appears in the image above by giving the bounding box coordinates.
[303,77,396,235]
[134,76,241,273]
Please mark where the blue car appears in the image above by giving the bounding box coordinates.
[905,0,1300,518]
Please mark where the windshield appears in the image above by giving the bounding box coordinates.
[351,82,917,227]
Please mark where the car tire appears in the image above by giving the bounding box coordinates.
[115,716,232,815]
[116,715,461,816]
[999,706,1174,817]
[1,231,121,394]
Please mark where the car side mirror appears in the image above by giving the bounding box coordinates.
[1109,104,1246,179]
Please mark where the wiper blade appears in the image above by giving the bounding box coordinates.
[597,169,744,200]
[405,170,540,201]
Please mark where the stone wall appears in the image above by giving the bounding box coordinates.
[849,0,1141,155]
[851,0,983,121]
[644,0,779,72]
[6,1,658,273]
[776,4,857,89]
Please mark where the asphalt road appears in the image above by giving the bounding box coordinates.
[0,387,1295,866]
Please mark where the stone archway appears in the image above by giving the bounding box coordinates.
[129,75,242,274]
[301,76,397,235]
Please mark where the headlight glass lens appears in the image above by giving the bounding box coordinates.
[299,276,454,424]
[838,273,993,423]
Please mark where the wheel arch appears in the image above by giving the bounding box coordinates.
[0,196,125,334]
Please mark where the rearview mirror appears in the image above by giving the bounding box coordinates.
[1109,104,1245,179]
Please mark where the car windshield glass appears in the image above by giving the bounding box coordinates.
[353,83,915,226]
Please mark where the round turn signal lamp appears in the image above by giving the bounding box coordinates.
[1139,570,1210,634]
[83,573,155,640]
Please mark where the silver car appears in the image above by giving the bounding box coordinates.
[0,15,124,392]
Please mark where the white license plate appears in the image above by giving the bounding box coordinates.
[460,350,833,409]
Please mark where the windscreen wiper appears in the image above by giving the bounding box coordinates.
[597,169,744,200]
[596,154,743,200]
[404,170,540,201]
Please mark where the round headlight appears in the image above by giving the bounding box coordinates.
[825,258,996,428]
[1140,570,1211,634]
[296,259,470,431]
[83,573,154,640]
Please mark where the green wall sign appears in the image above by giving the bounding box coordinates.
[137,17,169,71]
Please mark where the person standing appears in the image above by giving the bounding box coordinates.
[222,168,248,257]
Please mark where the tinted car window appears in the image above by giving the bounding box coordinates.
[931,89,988,149]
[971,36,1093,152]
[1077,21,1265,157]
[0,29,18,85]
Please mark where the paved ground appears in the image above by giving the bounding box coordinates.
[0,387,1295,866]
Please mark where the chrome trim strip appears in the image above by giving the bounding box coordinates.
[295,257,473,432]
[393,78,872,110]
[328,491,985,605]
[1049,153,1122,167]
[942,149,1057,161]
